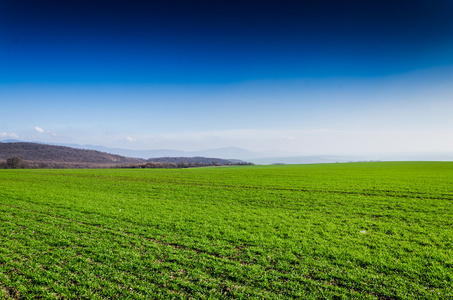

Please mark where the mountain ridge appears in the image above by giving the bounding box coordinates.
[0,140,277,160]
[0,142,249,168]
[3,140,452,165]
[51,144,266,160]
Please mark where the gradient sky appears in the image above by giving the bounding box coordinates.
[1,0,453,155]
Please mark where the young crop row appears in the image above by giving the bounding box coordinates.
[0,162,452,299]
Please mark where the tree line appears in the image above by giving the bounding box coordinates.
[0,157,253,169]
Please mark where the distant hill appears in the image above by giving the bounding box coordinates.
[147,156,242,164]
[0,139,22,143]
[247,156,351,165]
[47,144,263,160]
[0,142,250,169]
[0,140,282,160]
[0,142,144,168]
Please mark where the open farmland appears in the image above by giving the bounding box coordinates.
[0,162,452,299]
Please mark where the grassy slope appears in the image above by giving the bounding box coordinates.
[0,162,452,299]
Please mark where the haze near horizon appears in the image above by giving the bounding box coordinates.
[1,0,453,157]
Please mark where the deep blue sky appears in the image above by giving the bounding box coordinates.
[1,0,453,155]
[2,0,453,83]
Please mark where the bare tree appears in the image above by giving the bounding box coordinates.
[6,157,29,169]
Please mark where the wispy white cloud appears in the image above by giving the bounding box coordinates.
[0,132,19,139]
[126,136,136,142]
[46,130,57,137]
[34,126,44,133]
[34,126,58,137]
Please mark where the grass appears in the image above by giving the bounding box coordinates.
[0,162,452,299]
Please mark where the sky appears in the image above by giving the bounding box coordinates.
[1,0,453,156]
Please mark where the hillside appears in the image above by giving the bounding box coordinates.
[0,142,144,164]
[0,142,250,168]
[147,156,242,164]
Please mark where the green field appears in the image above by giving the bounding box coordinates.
[0,162,452,299]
